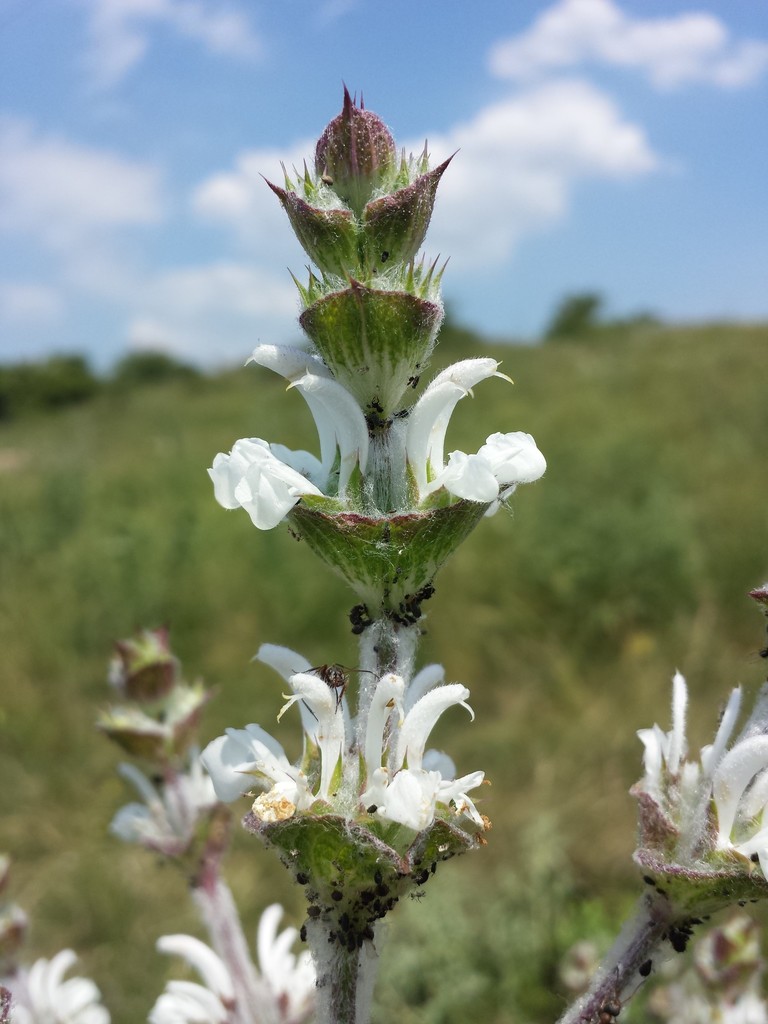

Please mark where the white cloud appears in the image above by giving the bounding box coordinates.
[420,79,658,268]
[0,283,65,327]
[0,118,164,249]
[488,0,768,90]
[192,139,314,267]
[126,261,300,363]
[81,0,263,90]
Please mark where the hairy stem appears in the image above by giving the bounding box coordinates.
[356,618,419,737]
[557,890,679,1024]
[193,858,274,1024]
[307,920,382,1024]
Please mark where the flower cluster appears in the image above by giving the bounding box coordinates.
[633,671,768,905]
[3,950,110,1024]
[149,905,314,1024]
[207,90,545,605]
[98,628,210,764]
[209,352,545,529]
[202,644,487,837]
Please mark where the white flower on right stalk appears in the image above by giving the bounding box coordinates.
[634,672,768,879]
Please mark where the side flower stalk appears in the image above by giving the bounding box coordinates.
[558,656,768,1024]
[100,629,317,1024]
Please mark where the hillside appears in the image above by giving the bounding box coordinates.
[1,320,767,1022]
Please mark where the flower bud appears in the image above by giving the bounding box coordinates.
[265,181,359,279]
[360,157,452,271]
[109,627,178,703]
[315,88,396,216]
[98,683,210,763]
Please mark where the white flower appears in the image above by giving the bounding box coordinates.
[149,906,314,1024]
[395,683,474,772]
[287,373,369,498]
[370,768,441,831]
[209,646,485,833]
[361,677,485,831]
[429,451,500,502]
[428,431,547,505]
[277,672,346,802]
[363,671,404,782]
[248,343,369,498]
[6,950,110,1024]
[404,663,445,713]
[404,360,545,505]
[256,905,314,1024]
[255,645,318,741]
[405,358,507,500]
[150,936,233,1024]
[478,431,548,487]
[200,725,312,810]
[636,673,768,877]
[209,438,323,530]
[110,752,217,855]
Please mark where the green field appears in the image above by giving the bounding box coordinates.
[1,320,767,1022]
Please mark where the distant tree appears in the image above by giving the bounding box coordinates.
[112,350,200,388]
[543,292,603,341]
[0,354,99,419]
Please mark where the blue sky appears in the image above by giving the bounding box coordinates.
[1,0,767,368]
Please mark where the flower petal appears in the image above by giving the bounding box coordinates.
[248,342,329,382]
[477,431,546,486]
[200,725,291,802]
[405,358,506,498]
[283,673,346,801]
[395,684,474,772]
[377,768,440,831]
[209,439,322,530]
[291,373,369,497]
[668,670,688,775]
[364,672,404,780]
[713,735,768,846]
[427,450,500,502]
[405,664,445,714]
[156,935,234,1001]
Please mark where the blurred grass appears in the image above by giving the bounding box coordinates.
[1,321,767,1021]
